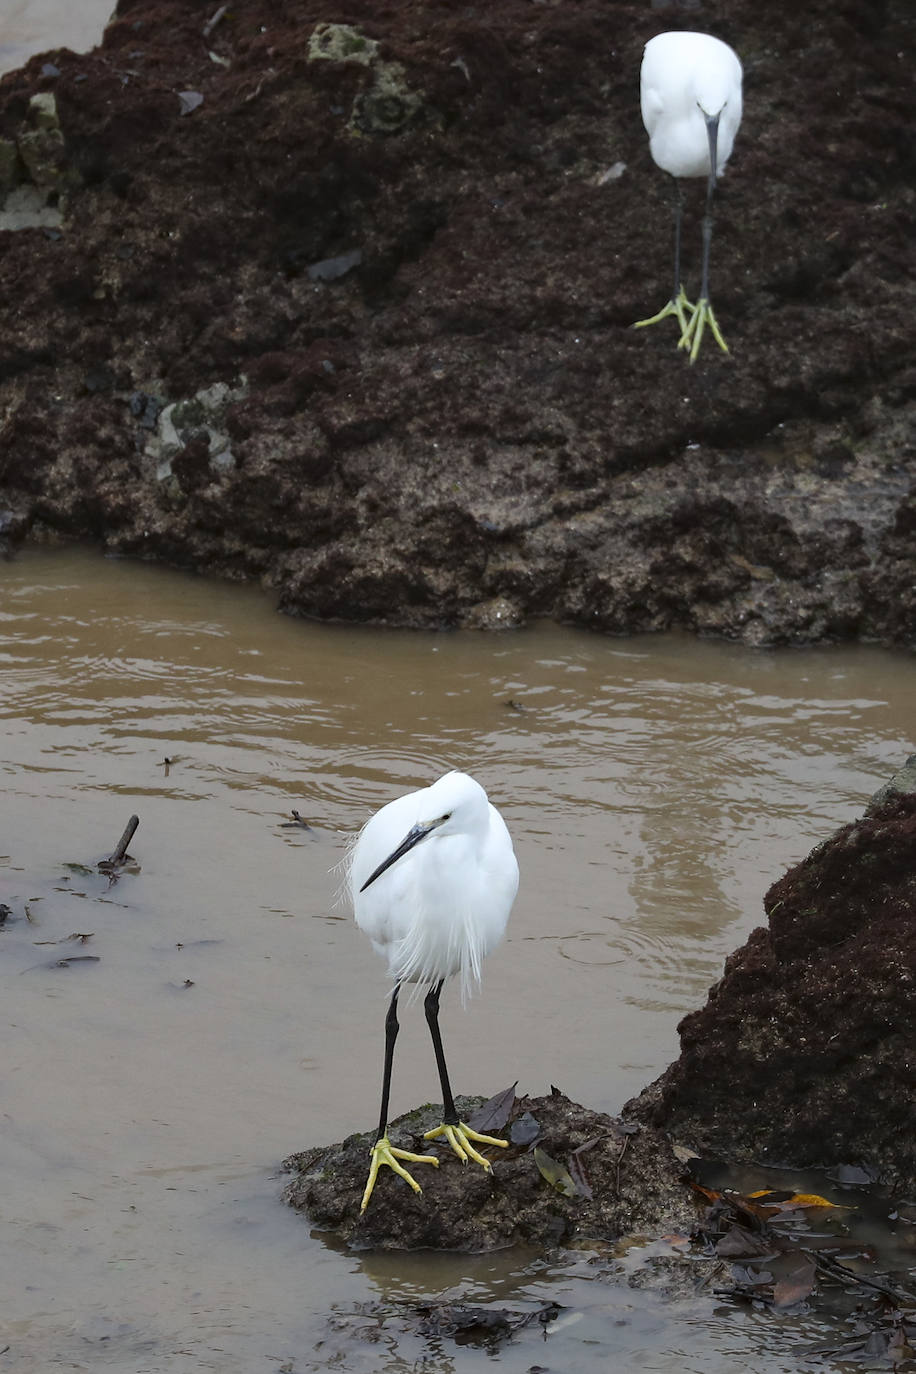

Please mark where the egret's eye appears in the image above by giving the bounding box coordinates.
[441,812,452,822]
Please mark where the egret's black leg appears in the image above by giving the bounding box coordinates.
[424,980,459,1126]
[672,177,684,303]
[699,117,718,305]
[679,114,729,362]
[422,979,510,1169]
[633,177,693,336]
[375,984,401,1140]
[359,981,438,1214]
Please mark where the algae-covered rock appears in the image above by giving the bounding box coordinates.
[284,1089,694,1251]
[308,23,378,66]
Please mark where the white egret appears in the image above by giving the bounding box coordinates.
[349,770,519,1214]
[633,30,743,362]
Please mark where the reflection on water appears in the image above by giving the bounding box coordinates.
[1,545,913,1372]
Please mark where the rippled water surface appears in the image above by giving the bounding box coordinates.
[1,545,914,1372]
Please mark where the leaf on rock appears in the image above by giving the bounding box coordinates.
[178,91,204,116]
[534,1147,578,1198]
[509,1111,540,1146]
[467,1083,517,1133]
[567,1152,594,1200]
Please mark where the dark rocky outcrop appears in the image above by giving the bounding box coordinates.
[0,0,914,643]
[629,756,916,1190]
[284,1090,695,1250]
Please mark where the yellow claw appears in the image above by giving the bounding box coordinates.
[423,1121,509,1171]
[633,285,695,337]
[360,1135,439,1214]
[678,297,729,363]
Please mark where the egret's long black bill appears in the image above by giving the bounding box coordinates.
[360,820,438,892]
[705,113,720,191]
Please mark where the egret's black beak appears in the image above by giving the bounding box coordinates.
[360,819,442,892]
[705,112,720,190]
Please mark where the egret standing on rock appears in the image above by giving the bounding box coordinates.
[633,31,743,362]
[350,770,519,1214]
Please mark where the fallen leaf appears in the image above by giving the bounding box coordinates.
[748,1189,844,1211]
[22,955,101,972]
[509,1111,540,1146]
[716,1226,780,1261]
[468,1083,517,1134]
[567,1152,593,1200]
[827,1163,877,1187]
[772,1257,816,1309]
[178,90,204,116]
[534,1147,578,1198]
[662,1233,692,1249]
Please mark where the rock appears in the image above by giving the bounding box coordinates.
[0,0,912,645]
[0,137,21,200]
[28,92,61,132]
[308,23,379,67]
[463,595,523,630]
[629,759,916,1193]
[17,92,66,192]
[284,1089,694,1251]
[350,60,424,135]
[140,380,247,484]
[0,183,61,230]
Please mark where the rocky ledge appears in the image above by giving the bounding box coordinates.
[0,0,914,644]
[284,1089,694,1251]
[629,754,916,1190]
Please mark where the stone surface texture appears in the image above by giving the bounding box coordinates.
[0,0,913,643]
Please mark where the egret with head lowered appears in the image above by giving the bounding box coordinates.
[633,30,743,362]
[350,770,519,1214]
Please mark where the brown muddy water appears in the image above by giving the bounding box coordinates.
[1,544,914,1372]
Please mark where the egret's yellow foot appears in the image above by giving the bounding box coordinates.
[633,285,695,337]
[360,1135,439,1214]
[678,297,729,363]
[423,1121,509,1170]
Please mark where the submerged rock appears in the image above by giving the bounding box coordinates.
[284,1089,694,1251]
[630,757,916,1192]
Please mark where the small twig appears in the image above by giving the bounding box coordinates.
[98,816,140,884]
[802,1248,915,1304]
[614,1133,630,1196]
[107,815,139,867]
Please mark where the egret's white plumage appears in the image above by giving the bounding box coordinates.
[351,770,518,1004]
[633,30,744,362]
[349,770,519,1213]
[640,32,742,181]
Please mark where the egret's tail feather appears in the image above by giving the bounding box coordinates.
[393,905,485,1005]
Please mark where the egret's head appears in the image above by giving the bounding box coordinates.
[359,771,489,892]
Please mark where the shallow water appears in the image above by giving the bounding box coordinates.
[1,544,914,1372]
